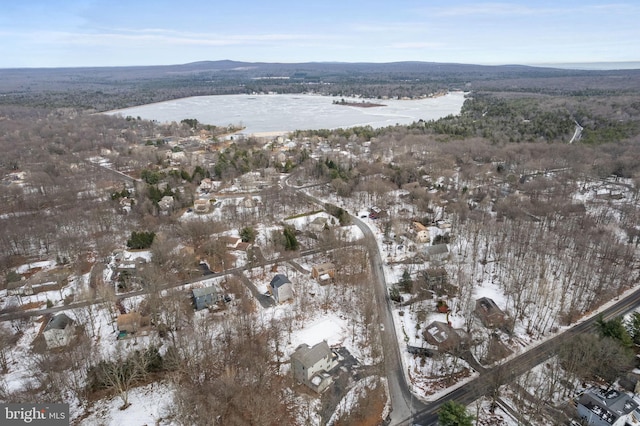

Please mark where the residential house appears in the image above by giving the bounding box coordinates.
[7,280,32,296]
[117,312,143,334]
[475,297,508,328]
[199,178,213,193]
[192,286,221,310]
[269,274,294,304]
[423,321,470,352]
[369,207,386,219]
[309,217,329,234]
[43,313,75,349]
[193,199,210,214]
[577,387,640,426]
[217,235,252,252]
[240,196,257,208]
[412,222,431,243]
[290,341,338,393]
[158,196,174,215]
[423,244,449,262]
[119,197,133,214]
[222,236,243,249]
[311,263,336,282]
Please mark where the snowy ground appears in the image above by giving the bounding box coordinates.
[77,381,175,426]
[2,172,637,425]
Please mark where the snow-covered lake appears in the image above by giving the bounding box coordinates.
[106,92,467,135]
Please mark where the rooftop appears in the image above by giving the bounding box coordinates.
[44,313,73,331]
[291,341,332,369]
[270,274,291,289]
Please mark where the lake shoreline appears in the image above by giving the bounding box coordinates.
[105,92,467,135]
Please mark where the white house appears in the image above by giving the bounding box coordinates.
[43,313,75,349]
[290,341,338,393]
[269,274,293,304]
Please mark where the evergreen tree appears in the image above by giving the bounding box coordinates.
[438,400,474,426]
[240,226,257,243]
[283,226,299,251]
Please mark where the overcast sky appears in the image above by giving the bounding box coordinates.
[1,0,638,68]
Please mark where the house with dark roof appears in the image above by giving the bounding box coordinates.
[269,274,293,304]
[577,387,640,426]
[192,286,221,310]
[43,313,75,349]
[474,297,508,328]
[423,321,470,352]
[290,341,338,393]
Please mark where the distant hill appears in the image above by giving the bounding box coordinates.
[1,60,639,111]
[0,59,616,89]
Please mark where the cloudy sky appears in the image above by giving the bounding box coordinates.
[1,0,638,68]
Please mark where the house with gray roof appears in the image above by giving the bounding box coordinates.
[43,313,75,349]
[423,244,450,262]
[269,274,293,304]
[192,286,221,310]
[290,341,338,393]
[577,387,640,426]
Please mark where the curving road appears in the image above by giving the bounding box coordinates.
[352,214,427,423]
[282,176,425,423]
[285,176,640,426]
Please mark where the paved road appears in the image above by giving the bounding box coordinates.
[352,214,427,423]
[0,244,353,322]
[407,287,640,426]
[283,177,423,423]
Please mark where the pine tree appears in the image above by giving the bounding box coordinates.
[438,400,474,426]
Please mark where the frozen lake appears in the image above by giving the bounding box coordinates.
[106,92,467,135]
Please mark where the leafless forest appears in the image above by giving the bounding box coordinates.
[1,63,640,424]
